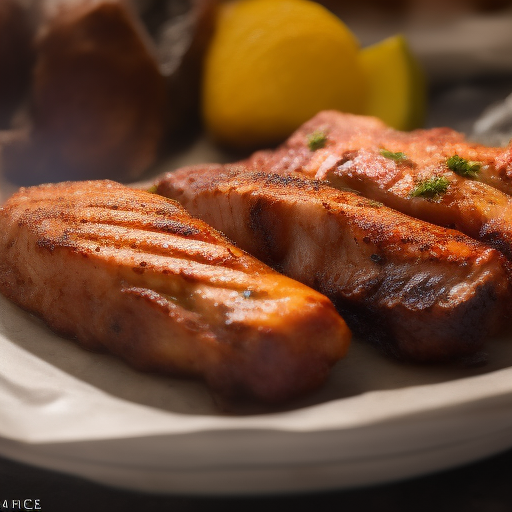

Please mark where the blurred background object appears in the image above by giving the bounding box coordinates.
[471,91,512,146]
[318,0,512,83]
[0,0,34,129]
[29,0,166,182]
[0,0,217,185]
[140,0,218,141]
[0,0,511,186]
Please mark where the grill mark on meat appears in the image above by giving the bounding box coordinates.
[248,197,283,272]
[77,243,267,288]
[151,219,200,236]
[16,203,205,239]
[59,223,238,266]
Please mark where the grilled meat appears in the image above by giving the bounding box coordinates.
[246,111,512,260]
[156,166,511,362]
[249,110,512,195]
[0,180,350,402]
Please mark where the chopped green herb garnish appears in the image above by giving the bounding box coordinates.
[367,200,384,208]
[307,130,328,151]
[147,185,158,193]
[410,176,450,199]
[380,149,407,161]
[446,155,481,178]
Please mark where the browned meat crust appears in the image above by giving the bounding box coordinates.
[245,111,512,259]
[0,180,350,402]
[156,166,512,362]
[249,110,512,194]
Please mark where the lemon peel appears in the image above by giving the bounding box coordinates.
[203,0,366,149]
[359,34,427,131]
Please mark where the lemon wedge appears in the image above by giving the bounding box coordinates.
[203,0,366,150]
[359,34,427,131]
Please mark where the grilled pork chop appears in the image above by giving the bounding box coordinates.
[156,166,511,362]
[0,180,350,402]
[246,111,512,260]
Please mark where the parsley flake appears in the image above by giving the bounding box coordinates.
[380,149,407,161]
[446,155,481,178]
[147,185,158,193]
[410,177,450,199]
[307,130,328,151]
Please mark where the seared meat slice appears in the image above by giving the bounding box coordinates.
[156,166,511,362]
[246,111,512,260]
[249,110,512,195]
[0,180,350,403]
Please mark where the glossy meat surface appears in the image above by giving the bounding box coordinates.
[246,111,512,259]
[157,167,511,362]
[0,180,350,402]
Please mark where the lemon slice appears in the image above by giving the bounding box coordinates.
[203,0,366,149]
[359,34,427,131]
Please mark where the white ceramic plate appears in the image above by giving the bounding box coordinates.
[2,292,512,495]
